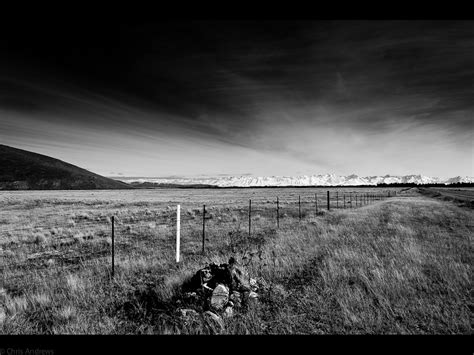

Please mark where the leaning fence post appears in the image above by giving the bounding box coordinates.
[327,191,330,210]
[202,204,206,254]
[298,195,301,221]
[276,197,280,228]
[111,215,115,278]
[248,199,252,237]
[176,205,180,263]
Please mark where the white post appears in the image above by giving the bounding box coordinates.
[176,204,180,263]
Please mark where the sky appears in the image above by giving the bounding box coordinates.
[0,20,473,179]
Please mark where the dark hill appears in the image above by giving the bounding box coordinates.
[0,144,132,190]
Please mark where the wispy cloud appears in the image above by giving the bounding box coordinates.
[0,21,472,177]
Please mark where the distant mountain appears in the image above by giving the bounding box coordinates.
[117,174,474,187]
[0,144,132,190]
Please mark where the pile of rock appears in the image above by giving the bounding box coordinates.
[177,257,267,331]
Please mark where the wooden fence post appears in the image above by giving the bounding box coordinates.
[111,216,115,278]
[176,205,180,263]
[249,199,252,237]
[327,191,330,210]
[315,193,318,215]
[336,191,339,209]
[344,194,346,209]
[202,204,206,254]
[276,197,280,228]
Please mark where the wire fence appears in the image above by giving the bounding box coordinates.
[0,190,397,282]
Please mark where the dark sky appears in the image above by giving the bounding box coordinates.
[0,20,472,178]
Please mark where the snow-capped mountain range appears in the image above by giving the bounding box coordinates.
[117,174,474,187]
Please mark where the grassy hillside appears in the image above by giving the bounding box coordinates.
[0,189,471,334]
[0,144,131,190]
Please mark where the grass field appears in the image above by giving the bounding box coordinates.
[0,187,472,334]
[419,187,474,209]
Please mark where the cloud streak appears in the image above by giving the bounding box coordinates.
[0,20,472,177]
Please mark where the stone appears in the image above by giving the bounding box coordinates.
[189,266,213,289]
[210,284,229,311]
[249,291,258,299]
[201,268,213,283]
[202,283,213,293]
[207,263,232,288]
[250,278,258,292]
[203,311,224,331]
[230,291,241,303]
[229,291,242,308]
[223,306,234,319]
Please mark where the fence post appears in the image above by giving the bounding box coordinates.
[343,194,346,209]
[276,197,280,228]
[111,215,115,278]
[176,205,180,263]
[202,204,206,254]
[298,195,301,221]
[248,199,251,237]
[336,191,339,209]
[315,193,318,215]
[327,191,330,210]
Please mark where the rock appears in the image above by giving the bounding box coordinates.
[249,291,258,299]
[210,284,229,311]
[250,278,258,292]
[203,311,224,332]
[201,268,213,283]
[223,306,234,319]
[207,263,232,289]
[202,283,213,293]
[230,291,241,305]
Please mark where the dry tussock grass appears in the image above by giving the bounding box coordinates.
[0,191,471,334]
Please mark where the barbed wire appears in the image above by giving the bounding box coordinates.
[0,193,394,280]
